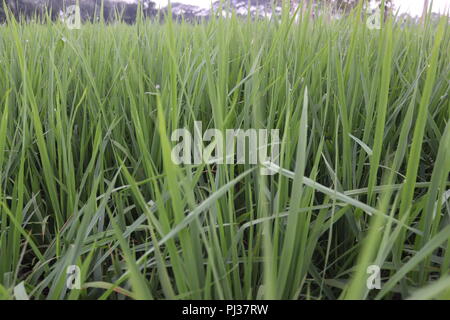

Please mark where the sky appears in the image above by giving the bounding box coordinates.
[152,0,212,7]
[394,0,449,16]
[119,0,450,16]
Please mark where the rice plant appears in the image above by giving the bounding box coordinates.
[0,2,449,300]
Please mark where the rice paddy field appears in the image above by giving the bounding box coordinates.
[0,3,449,300]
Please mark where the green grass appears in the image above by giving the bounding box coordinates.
[0,3,449,300]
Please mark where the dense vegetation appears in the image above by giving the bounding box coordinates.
[0,3,449,299]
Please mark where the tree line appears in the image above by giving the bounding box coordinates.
[1,0,157,23]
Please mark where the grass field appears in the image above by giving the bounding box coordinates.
[0,3,449,300]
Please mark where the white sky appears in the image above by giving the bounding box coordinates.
[395,0,449,16]
[121,0,450,16]
[152,0,212,7]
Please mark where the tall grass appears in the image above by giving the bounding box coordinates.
[0,3,449,300]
